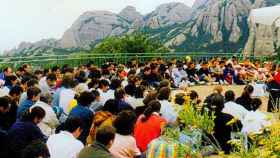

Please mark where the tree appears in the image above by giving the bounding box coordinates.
[92,33,169,54]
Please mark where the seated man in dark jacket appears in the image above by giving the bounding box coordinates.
[78,125,116,158]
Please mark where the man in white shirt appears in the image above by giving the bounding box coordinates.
[222,90,248,122]
[172,63,188,87]
[39,73,57,97]
[31,95,59,136]
[47,117,84,158]
[98,79,114,105]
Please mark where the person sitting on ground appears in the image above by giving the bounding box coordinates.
[235,85,254,111]
[158,87,178,123]
[39,73,57,96]
[109,111,141,158]
[114,88,133,112]
[7,106,46,158]
[222,90,248,122]
[22,140,50,158]
[1,86,23,130]
[47,117,84,158]
[17,87,41,119]
[209,94,242,154]
[87,99,118,145]
[197,61,212,83]
[31,94,59,136]
[78,125,116,158]
[0,96,11,158]
[134,100,167,152]
[69,91,95,144]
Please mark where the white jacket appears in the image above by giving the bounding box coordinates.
[32,101,59,136]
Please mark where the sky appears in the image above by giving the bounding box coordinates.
[0,0,195,52]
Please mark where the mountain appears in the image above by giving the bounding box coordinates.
[8,2,192,55]
[61,11,132,49]
[150,0,280,53]
[144,3,192,29]
[6,0,280,56]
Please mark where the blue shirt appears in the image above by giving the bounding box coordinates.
[17,99,34,119]
[7,120,45,157]
[69,105,94,144]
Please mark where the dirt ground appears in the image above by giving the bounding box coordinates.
[175,85,269,111]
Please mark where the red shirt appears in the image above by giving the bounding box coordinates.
[134,113,166,152]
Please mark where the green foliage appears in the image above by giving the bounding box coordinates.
[92,33,169,54]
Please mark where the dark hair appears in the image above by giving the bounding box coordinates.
[252,98,262,111]
[124,84,135,96]
[157,87,171,100]
[189,90,198,100]
[242,85,254,98]
[6,75,17,82]
[175,93,185,105]
[0,96,10,110]
[141,100,161,122]
[91,89,100,98]
[110,79,122,90]
[27,87,41,100]
[225,90,235,102]
[51,65,60,73]
[27,79,39,88]
[143,66,151,72]
[99,79,110,88]
[114,88,126,100]
[63,117,84,133]
[210,94,225,113]
[34,70,43,75]
[95,125,116,146]
[77,91,95,106]
[21,106,45,122]
[158,80,170,91]
[135,85,145,98]
[3,67,11,72]
[143,91,158,106]
[103,99,119,115]
[22,140,50,158]
[61,76,77,88]
[113,111,137,135]
[46,73,57,81]
[9,85,23,96]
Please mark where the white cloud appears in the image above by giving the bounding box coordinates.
[0,0,195,51]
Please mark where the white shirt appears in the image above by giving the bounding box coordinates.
[47,131,84,158]
[39,77,52,96]
[31,101,59,136]
[59,88,76,114]
[241,110,272,135]
[98,89,114,105]
[125,96,144,109]
[222,101,248,121]
[172,68,188,86]
[159,100,178,123]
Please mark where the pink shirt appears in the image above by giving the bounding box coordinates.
[109,134,141,158]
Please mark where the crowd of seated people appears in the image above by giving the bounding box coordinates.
[0,56,279,158]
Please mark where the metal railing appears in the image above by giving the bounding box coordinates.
[0,52,272,69]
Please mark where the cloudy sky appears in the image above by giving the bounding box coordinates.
[0,0,195,52]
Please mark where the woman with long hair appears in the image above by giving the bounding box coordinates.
[235,85,254,110]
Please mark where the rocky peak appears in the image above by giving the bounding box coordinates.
[144,2,192,29]
[192,0,209,9]
[119,6,143,22]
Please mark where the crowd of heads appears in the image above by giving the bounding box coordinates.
[0,56,279,158]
